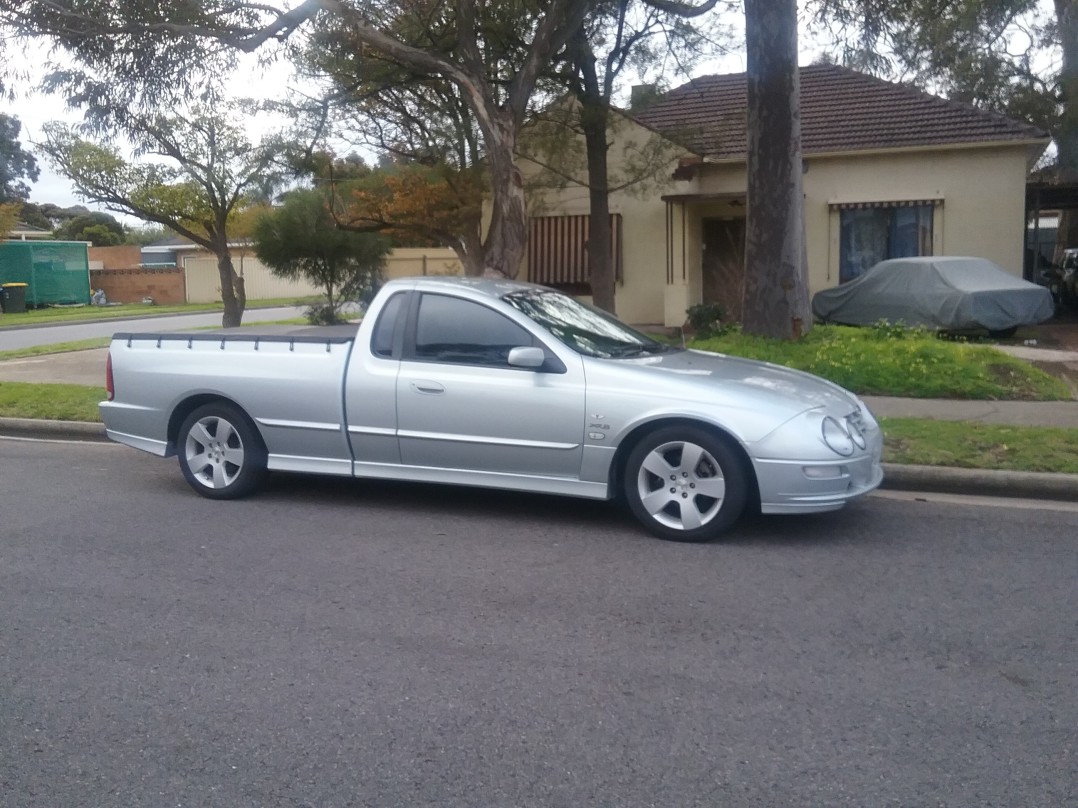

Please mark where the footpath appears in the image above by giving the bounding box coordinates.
[1,346,1076,503]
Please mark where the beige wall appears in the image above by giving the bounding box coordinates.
[182,248,463,303]
[805,145,1032,285]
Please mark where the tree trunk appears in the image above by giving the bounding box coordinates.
[742,0,811,340]
[456,230,486,277]
[480,112,529,278]
[580,89,616,314]
[216,246,245,328]
[1054,0,1078,261]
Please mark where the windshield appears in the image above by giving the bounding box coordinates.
[503,289,674,358]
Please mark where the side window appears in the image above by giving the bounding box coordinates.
[371,292,405,357]
[412,294,533,367]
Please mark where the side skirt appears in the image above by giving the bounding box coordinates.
[351,460,611,500]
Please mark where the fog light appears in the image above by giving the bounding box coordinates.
[803,465,845,479]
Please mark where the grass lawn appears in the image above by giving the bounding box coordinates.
[690,324,1071,400]
[0,382,104,422]
[881,418,1078,474]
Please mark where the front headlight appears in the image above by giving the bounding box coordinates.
[750,402,881,461]
[821,415,865,456]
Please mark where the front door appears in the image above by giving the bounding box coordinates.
[395,292,586,478]
[702,217,746,323]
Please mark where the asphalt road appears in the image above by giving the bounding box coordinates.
[0,306,304,351]
[2,440,1076,807]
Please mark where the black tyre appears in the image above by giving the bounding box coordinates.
[623,426,748,542]
[177,402,267,499]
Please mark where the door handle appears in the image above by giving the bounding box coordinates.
[411,380,445,395]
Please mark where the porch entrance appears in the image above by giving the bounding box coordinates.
[701,218,746,322]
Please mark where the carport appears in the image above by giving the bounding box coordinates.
[1026,177,1078,278]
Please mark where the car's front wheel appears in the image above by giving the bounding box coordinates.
[177,403,267,499]
[624,426,747,542]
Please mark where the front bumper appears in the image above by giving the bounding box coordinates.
[753,447,884,514]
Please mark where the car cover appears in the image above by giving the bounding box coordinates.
[811,256,1055,331]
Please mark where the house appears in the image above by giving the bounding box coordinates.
[5,222,55,241]
[521,64,1050,327]
[91,237,465,304]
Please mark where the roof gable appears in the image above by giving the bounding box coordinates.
[632,63,1048,160]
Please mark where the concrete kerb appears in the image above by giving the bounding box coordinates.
[2,416,1074,503]
[0,417,107,442]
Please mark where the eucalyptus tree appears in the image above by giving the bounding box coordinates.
[295,20,491,276]
[742,0,810,338]
[514,0,732,313]
[37,102,288,326]
[0,112,39,202]
[0,0,594,279]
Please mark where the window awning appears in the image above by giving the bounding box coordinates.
[828,198,943,210]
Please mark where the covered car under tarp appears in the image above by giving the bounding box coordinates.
[811,256,1055,333]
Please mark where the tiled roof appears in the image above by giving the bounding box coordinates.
[632,63,1048,160]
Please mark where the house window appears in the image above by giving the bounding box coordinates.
[838,203,935,283]
[527,214,622,290]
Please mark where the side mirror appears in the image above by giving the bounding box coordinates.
[507,346,546,369]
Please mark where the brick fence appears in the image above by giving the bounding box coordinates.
[89,267,185,305]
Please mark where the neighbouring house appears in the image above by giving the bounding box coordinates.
[520,64,1050,327]
[88,244,186,304]
[104,238,464,304]
[5,222,54,241]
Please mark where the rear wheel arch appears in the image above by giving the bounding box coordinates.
[167,394,265,453]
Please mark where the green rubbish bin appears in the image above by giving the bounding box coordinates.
[1,283,28,313]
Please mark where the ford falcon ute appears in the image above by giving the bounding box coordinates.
[101,276,883,542]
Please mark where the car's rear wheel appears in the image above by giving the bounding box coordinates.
[178,403,266,499]
[624,426,747,542]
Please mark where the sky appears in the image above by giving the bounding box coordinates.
[5,51,297,226]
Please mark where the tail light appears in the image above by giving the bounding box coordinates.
[106,351,114,401]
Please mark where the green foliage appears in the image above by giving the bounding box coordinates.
[124,223,174,246]
[54,211,125,244]
[691,324,1071,400]
[0,113,40,202]
[0,201,20,238]
[254,189,391,324]
[685,302,735,339]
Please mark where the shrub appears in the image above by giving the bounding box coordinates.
[685,302,734,339]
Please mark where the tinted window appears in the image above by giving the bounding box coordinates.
[371,292,405,357]
[413,294,532,367]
